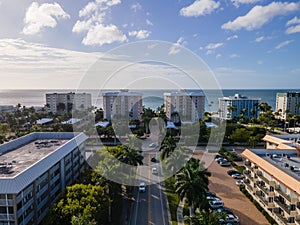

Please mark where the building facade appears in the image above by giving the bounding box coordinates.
[0,132,88,225]
[102,90,143,121]
[218,93,260,120]
[242,149,300,225]
[46,92,92,115]
[276,92,300,120]
[164,90,205,122]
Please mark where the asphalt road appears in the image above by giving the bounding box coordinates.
[129,150,170,225]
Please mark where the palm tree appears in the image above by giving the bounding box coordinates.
[160,136,176,160]
[175,159,211,214]
[184,210,224,225]
[117,145,143,166]
[141,107,155,134]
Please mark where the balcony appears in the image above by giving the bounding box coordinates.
[273,210,289,225]
[274,198,291,214]
[256,193,268,206]
[256,172,270,185]
[245,181,253,192]
[276,187,292,202]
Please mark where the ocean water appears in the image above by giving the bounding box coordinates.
[0,89,299,112]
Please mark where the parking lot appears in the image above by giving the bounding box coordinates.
[192,150,270,225]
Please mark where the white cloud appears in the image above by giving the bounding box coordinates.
[229,54,239,58]
[146,19,153,26]
[168,37,185,55]
[72,0,127,46]
[255,36,265,42]
[286,16,300,26]
[216,54,222,59]
[0,38,100,88]
[231,0,261,8]
[275,40,293,49]
[206,42,223,49]
[131,3,142,12]
[286,24,300,34]
[227,35,238,41]
[180,0,220,17]
[82,24,127,46]
[128,30,151,39]
[222,1,299,31]
[23,2,70,35]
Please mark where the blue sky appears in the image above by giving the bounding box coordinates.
[0,0,299,89]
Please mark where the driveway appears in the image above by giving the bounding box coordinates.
[192,150,270,225]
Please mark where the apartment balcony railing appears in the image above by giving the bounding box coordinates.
[274,199,291,214]
[257,172,270,185]
[256,193,268,206]
[273,211,289,225]
[245,181,253,191]
[275,187,292,202]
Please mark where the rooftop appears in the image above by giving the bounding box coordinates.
[263,134,300,149]
[220,93,261,101]
[0,139,68,178]
[242,149,300,195]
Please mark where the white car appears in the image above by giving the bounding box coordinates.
[209,200,224,209]
[232,173,245,179]
[152,167,158,175]
[236,180,244,186]
[149,143,157,148]
[139,182,146,192]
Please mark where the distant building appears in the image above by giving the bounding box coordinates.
[263,134,300,150]
[0,132,88,225]
[103,90,143,121]
[218,93,260,120]
[276,92,300,120]
[164,90,205,122]
[0,105,14,112]
[46,92,92,115]
[242,149,300,225]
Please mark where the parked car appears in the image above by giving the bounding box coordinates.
[152,167,158,175]
[220,161,231,167]
[215,157,226,163]
[207,196,222,201]
[236,180,244,186]
[139,182,146,192]
[227,170,240,176]
[217,158,228,164]
[232,173,245,179]
[219,213,239,224]
[209,200,224,209]
[205,191,216,197]
[151,156,156,162]
[213,207,233,214]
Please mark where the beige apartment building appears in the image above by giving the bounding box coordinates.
[102,90,143,121]
[164,90,205,122]
[46,92,92,115]
[242,149,300,225]
[276,92,300,120]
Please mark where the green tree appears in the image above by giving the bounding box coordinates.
[175,158,211,213]
[184,210,224,225]
[160,136,177,160]
[141,107,155,134]
[51,184,109,225]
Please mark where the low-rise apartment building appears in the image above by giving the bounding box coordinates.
[263,134,300,150]
[0,132,88,225]
[242,149,300,225]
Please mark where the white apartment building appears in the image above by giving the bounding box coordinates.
[218,93,260,120]
[0,132,88,225]
[276,92,300,120]
[242,149,300,225]
[102,90,143,121]
[164,90,205,122]
[46,92,92,115]
[263,134,300,150]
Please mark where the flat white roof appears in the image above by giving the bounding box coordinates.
[0,132,88,194]
[36,118,53,125]
[62,118,81,124]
